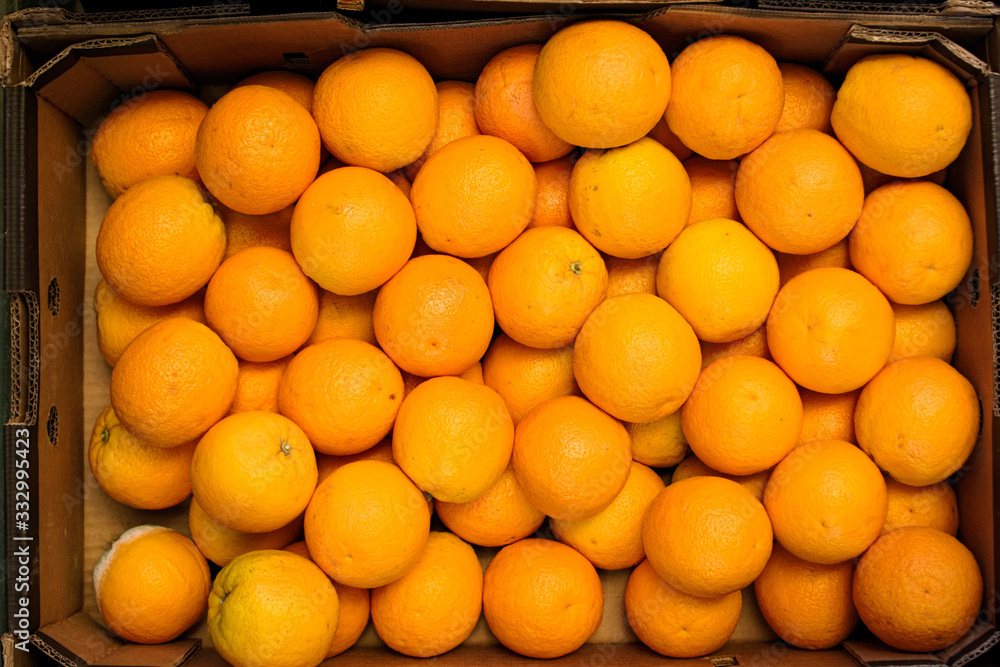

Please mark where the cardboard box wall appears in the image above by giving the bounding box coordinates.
[3,5,1000,666]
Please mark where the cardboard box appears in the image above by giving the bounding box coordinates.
[3,4,1000,666]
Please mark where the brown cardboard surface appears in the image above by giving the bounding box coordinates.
[0,7,996,91]
[27,36,195,128]
[32,613,198,667]
[5,6,1000,667]
[181,642,860,666]
[35,94,86,631]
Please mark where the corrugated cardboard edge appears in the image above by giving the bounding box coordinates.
[3,83,41,664]
[824,23,991,76]
[16,34,197,127]
[32,613,199,667]
[759,0,999,16]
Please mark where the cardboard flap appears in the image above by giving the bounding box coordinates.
[32,613,200,667]
[824,24,990,79]
[845,624,1000,666]
[23,34,194,127]
[758,0,999,16]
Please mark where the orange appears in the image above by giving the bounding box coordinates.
[656,218,779,343]
[218,202,293,260]
[90,89,207,198]
[605,254,658,298]
[766,267,895,393]
[528,156,574,229]
[666,35,783,160]
[209,550,338,667]
[774,63,835,134]
[482,335,579,425]
[671,454,771,502]
[291,166,417,296]
[374,254,494,377]
[626,559,742,658]
[189,497,303,567]
[489,227,608,348]
[849,181,973,305]
[764,439,887,564]
[110,318,238,448]
[855,357,980,486]
[204,246,319,362]
[831,54,972,178]
[283,541,371,658]
[625,411,688,468]
[647,115,693,161]
[775,237,852,287]
[404,80,480,179]
[512,395,631,520]
[574,293,701,423]
[228,356,291,415]
[798,388,859,445]
[313,48,438,172]
[306,289,378,346]
[483,538,603,659]
[474,43,573,162]
[96,175,225,307]
[305,460,431,588]
[643,476,772,597]
[550,461,665,570]
[277,338,403,455]
[460,360,484,384]
[191,411,317,533]
[533,20,670,148]
[462,252,498,284]
[889,300,957,363]
[736,129,864,255]
[754,543,858,650]
[393,376,514,503]
[684,156,740,226]
[435,465,546,547]
[385,170,411,198]
[400,362,484,400]
[411,134,537,258]
[234,70,315,111]
[196,85,320,215]
[884,479,959,536]
[93,525,210,644]
[859,161,948,195]
[93,278,206,367]
[700,324,772,369]
[316,438,394,486]
[88,404,195,510]
[371,532,483,657]
[853,527,982,652]
[681,355,802,475]
[570,137,690,259]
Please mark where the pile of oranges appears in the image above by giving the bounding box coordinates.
[87,19,983,667]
